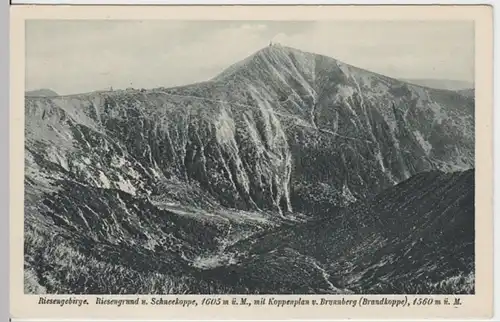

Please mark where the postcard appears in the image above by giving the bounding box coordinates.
[9,4,493,320]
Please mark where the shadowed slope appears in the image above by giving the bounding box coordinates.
[206,169,475,294]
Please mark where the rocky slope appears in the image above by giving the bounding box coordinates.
[24,45,475,294]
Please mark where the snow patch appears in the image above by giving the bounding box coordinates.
[243,113,264,151]
[337,62,351,78]
[47,150,70,171]
[214,107,236,146]
[337,85,355,99]
[192,253,239,269]
[98,171,111,189]
[116,174,137,195]
[413,130,432,155]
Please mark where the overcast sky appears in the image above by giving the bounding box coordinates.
[26,20,474,95]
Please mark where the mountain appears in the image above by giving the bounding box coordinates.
[25,88,59,97]
[24,45,475,294]
[401,79,474,91]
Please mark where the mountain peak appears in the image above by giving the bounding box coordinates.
[213,44,320,83]
[254,43,320,62]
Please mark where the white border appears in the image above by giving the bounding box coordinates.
[7,0,498,5]
[2,0,9,322]
[6,1,498,321]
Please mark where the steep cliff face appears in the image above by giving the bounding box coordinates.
[211,45,474,211]
[26,45,474,217]
[25,90,293,216]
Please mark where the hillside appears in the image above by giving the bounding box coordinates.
[207,169,474,294]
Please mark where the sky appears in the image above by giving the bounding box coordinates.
[25,20,474,95]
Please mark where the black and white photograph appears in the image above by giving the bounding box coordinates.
[23,19,476,295]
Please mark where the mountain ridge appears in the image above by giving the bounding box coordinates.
[25,88,59,97]
[26,45,473,99]
[25,44,474,216]
[401,78,474,91]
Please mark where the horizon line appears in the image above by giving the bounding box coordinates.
[25,44,475,96]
